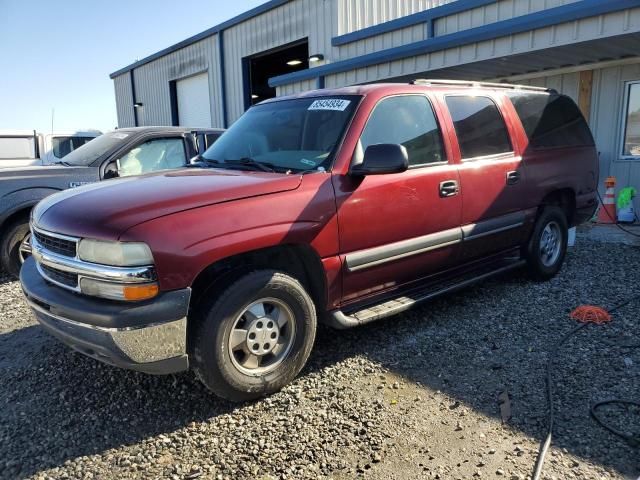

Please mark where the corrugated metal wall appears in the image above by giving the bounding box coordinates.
[434,0,582,36]
[337,0,453,34]
[593,62,640,210]
[324,5,640,89]
[119,35,223,128]
[222,0,335,123]
[113,74,134,128]
[276,79,317,97]
[518,72,580,102]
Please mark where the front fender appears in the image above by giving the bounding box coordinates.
[120,174,340,291]
[0,187,63,229]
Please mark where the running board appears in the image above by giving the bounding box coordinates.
[327,259,526,329]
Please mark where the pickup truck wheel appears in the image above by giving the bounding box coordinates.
[192,270,317,402]
[1,218,31,279]
[525,206,568,280]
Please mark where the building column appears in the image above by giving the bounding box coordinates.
[578,70,593,123]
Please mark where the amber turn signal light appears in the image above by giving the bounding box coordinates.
[123,283,159,301]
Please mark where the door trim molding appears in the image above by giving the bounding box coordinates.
[344,211,527,273]
[462,211,526,241]
[345,227,462,272]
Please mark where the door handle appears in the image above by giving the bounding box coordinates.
[439,180,459,198]
[506,171,521,185]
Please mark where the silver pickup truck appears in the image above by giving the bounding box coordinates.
[0,129,102,168]
[0,126,223,277]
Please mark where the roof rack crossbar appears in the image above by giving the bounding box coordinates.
[410,78,555,93]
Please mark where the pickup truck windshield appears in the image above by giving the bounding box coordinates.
[202,96,360,172]
[61,132,125,166]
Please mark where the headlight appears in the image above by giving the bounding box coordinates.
[79,278,159,301]
[78,239,154,266]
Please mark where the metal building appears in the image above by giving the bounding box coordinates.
[110,0,640,197]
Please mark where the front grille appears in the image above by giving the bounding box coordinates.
[40,264,78,289]
[34,230,77,258]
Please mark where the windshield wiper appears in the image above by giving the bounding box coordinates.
[53,161,72,167]
[224,157,276,173]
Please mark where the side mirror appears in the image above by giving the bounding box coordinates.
[190,154,203,164]
[350,144,409,176]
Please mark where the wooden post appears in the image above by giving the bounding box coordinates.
[578,70,593,123]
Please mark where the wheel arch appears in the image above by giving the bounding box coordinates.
[0,203,36,235]
[0,187,62,233]
[189,243,327,322]
[540,188,576,226]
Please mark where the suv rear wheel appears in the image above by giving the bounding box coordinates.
[191,270,317,401]
[1,217,31,279]
[524,206,568,280]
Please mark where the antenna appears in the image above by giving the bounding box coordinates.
[51,108,55,136]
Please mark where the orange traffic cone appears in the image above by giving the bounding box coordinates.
[596,176,617,224]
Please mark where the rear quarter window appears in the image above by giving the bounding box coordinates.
[507,92,594,149]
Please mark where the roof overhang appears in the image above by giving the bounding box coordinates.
[384,35,640,84]
[269,0,640,88]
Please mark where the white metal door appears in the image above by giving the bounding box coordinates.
[176,72,212,127]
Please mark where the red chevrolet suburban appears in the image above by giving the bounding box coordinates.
[21,80,598,401]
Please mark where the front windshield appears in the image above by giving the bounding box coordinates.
[202,95,360,172]
[61,132,127,166]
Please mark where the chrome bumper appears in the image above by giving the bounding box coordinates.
[20,257,190,375]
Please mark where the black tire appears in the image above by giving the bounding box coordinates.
[191,270,317,402]
[524,206,568,280]
[1,217,30,279]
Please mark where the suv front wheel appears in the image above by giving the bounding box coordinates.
[524,206,568,280]
[191,270,317,401]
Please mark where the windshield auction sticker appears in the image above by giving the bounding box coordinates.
[308,99,351,111]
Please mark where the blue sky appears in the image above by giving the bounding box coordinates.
[0,0,265,133]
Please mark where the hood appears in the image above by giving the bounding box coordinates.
[33,168,303,239]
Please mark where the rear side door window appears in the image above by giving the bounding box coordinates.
[445,96,512,159]
[52,136,96,159]
[117,137,187,177]
[358,95,446,167]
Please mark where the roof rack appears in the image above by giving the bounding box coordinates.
[410,78,557,93]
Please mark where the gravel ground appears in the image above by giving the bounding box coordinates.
[1,236,639,480]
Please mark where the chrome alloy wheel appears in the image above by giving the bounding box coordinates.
[539,221,561,267]
[228,298,296,376]
[18,233,32,264]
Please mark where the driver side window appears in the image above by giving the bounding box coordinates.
[117,137,187,177]
[358,95,446,167]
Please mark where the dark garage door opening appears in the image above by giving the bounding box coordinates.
[244,39,309,109]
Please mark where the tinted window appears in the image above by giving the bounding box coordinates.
[359,95,445,166]
[507,93,594,149]
[622,83,640,157]
[445,96,512,159]
[52,136,96,158]
[118,137,186,176]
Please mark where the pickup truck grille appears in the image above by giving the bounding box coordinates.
[33,230,77,258]
[40,264,79,289]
